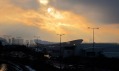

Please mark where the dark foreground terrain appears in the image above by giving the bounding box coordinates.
[0,45,119,71]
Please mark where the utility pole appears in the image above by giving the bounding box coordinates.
[88,27,99,52]
[57,34,64,70]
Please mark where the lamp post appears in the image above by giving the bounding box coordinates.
[57,34,64,69]
[88,27,99,52]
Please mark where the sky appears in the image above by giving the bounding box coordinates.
[0,0,119,43]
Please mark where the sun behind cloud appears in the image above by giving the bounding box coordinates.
[38,0,49,5]
[1,0,119,42]
[47,7,64,19]
[0,0,92,34]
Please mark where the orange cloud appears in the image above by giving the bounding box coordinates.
[0,0,100,41]
[0,0,92,34]
[0,0,119,42]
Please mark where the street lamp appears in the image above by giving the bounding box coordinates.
[57,34,65,69]
[88,27,99,52]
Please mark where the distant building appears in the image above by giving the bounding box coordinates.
[18,38,24,45]
[12,38,24,45]
[12,38,15,45]
[8,38,12,45]
[34,39,119,58]
[0,37,8,45]
[41,39,83,58]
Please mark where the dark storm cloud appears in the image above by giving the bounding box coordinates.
[50,0,119,24]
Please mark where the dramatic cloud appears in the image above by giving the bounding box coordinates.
[50,0,119,24]
[0,0,119,42]
[0,0,91,34]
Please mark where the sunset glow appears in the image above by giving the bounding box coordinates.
[47,7,64,19]
[39,0,49,5]
[0,0,119,42]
